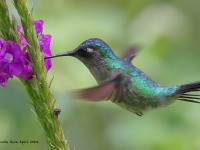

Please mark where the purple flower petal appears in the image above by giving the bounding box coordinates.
[16,24,22,32]
[40,34,52,54]
[40,34,52,71]
[20,51,33,80]
[33,20,44,35]
[0,71,9,87]
[17,24,27,47]
[20,68,33,80]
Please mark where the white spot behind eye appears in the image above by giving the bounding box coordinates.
[86,48,94,52]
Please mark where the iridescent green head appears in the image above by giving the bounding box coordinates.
[45,38,116,60]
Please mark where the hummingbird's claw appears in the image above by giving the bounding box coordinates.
[136,112,143,116]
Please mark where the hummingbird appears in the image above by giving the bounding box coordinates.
[45,38,200,116]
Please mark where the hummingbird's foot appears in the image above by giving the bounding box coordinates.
[136,112,143,116]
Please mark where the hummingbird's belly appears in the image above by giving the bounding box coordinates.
[113,94,155,116]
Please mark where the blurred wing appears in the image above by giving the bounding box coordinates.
[73,71,130,102]
[121,45,140,62]
[74,81,116,101]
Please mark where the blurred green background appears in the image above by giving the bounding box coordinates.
[1,0,200,150]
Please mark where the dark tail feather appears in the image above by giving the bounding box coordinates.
[176,81,200,103]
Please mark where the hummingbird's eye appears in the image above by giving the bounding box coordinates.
[86,47,94,53]
[78,47,95,57]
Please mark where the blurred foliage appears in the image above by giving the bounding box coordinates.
[0,0,200,150]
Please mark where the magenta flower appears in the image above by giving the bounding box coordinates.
[0,39,32,86]
[17,20,52,71]
[0,20,52,87]
[34,20,52,71]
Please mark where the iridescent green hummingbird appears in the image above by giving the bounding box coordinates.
[45,38,200,116]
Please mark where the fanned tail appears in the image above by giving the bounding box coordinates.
[175,81,200,103]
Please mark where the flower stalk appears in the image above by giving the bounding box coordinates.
[0,0,69,150]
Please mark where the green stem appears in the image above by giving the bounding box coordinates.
[0,1,69,150]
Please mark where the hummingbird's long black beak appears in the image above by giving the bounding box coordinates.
[44,50,75,59]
